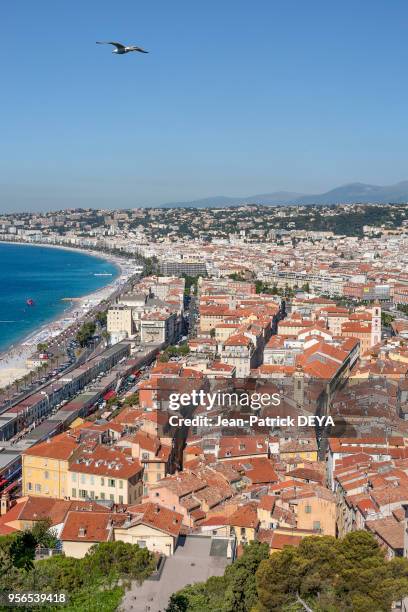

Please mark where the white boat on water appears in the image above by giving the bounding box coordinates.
[94,273,113,276]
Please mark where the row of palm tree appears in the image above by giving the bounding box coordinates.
[1,351,64,399]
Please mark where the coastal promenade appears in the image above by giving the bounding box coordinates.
[0,241,137,391]
[0,264,139,409]
[0,342,163,500]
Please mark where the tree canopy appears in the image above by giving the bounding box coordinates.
[159,344,190,362]
[167,533,408,612]
[76,321,96,347]
[255,532,408,612]
[0,529,155,612]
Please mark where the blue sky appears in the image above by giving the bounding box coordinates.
[1,0,408,211]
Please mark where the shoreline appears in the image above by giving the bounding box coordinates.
[0,241,134,389]
[0,239,124,269]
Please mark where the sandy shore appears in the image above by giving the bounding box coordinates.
[0,242,134,390]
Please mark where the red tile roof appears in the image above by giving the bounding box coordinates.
[60,511,123,543]
[126,502,184,537]
[229,503,259,529]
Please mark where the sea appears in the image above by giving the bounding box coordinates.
[0,243,119,352]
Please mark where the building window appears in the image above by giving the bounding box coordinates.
[80,474,86,484]
[90,476,95,485]
[305,504,312,514]
[119,495,123,504]
[240,527,246,536]
[72,473,77,482]
[100,492,105,500]
[44,471,49,480]
[27,482,32,491]
[108,479,115,488]
[119,480,123,489]
[72,488,77,497]
[137,540,147,548]
[110,494,114,501]
[35,484,41,493]
[313,521,321,531]
[101,477,105,486]
[79,489,87,499]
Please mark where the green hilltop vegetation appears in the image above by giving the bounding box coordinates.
[0,523,155,612]
[166,533,408,612]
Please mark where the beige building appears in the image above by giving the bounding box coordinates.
[140,311,177,345]
[115,430,172,497]
[60,511,118,558]
[219,334,256,377]
[60,503,184,558]
[257,495,276,530]
[114,502,184,556]
[68,448,143,505]
[107,305,135,339]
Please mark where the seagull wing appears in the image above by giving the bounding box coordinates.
[134,46,149,53]
[96,41,126,50]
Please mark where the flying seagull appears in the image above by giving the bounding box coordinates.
[96,41,148,54]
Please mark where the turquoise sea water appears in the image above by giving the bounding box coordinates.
[0,243,119,352]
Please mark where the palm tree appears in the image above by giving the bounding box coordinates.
[20,374,29,390]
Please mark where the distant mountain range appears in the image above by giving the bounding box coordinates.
[160,181,408,208]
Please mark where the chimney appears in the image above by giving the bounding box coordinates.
[0,492,11,516]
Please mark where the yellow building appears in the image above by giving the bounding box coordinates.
[279,438,318,464]
[214,323,240,342]
[22,433,78,498]
[257,495,277,530]
[296,488,336,536]
[228,503,259,546]
[22,431,144,505]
